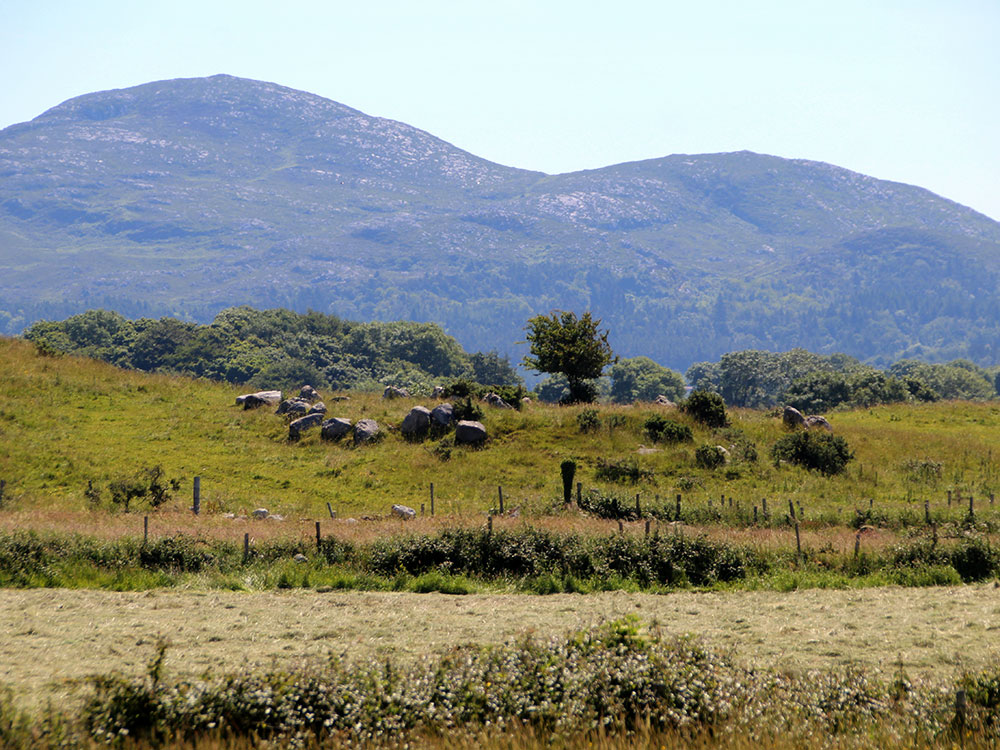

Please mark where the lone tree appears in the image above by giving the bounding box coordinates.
[523,311,615,403]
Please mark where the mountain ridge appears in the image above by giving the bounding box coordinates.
[1,74,998,369]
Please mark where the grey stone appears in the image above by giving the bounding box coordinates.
[483,392,513,409]
[293,553,308,563]
[432,385,446,398]
[354,418,381,445]
[299,385,321,402]
[276,398,310,416]
[237,390,282,409]
[308,401,327,415]
[431,403,454,427]
[382,385,410,399]
[391,504,417,520]
[654,395,676,407]
[805,415,833,432]
[455,420,488,445]
[401,406,432,437]
[321,417,353,441]
[289,412,324,440]
[783,406,807,429]
[251,508,269,519]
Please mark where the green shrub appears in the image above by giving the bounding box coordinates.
[680,390,728,428]
[770,431,853,476]
[643,416,692,444]
[695,445,726,470]
[576,408,601,433]
[595,458,653,484]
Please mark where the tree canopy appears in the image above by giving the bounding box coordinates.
[608,356,685,403]
[523,311,615,403]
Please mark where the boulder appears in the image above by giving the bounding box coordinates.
[308,401,327,415]
[431,403,454,427]
[293,554,308,564]
[483,392,513,409]
[783,406,806,429]
[391,504,417,520]
[354,418,381,445]
[401,406,432,437]
[251,508,269,519]
[289,412,324,440]
[276,398,310,416]
[321,417,353,441]
[455,420,488,445]
[237,390,282,409]
[431,385,446,398]
[654,395,676,407]
[382,385,410,399]
[299,385,321,402]
[805,415,833,432]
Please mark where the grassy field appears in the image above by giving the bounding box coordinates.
[4,338,1000,747]
[3,336,1000,523]
[3,585,1000,711]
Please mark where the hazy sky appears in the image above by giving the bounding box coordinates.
[4,0,999,219]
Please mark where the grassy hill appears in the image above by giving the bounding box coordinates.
[3,336,1000,525]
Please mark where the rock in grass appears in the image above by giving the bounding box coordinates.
[353,418,380,445]
[391,504,417,520]
[806,415,833,432]
[401,406,431,437]
[293,553,308,563]
[289,412,324,440]
[382,385,409,399]
[237,390,282,409]
[276,398,310,416]
[431,403,454,427]
[321,417,352,441]
[455,420,487,445]
[783,405,806,428]
[252,508,269,519]
[307,401,327,415]
[299,385,321,403]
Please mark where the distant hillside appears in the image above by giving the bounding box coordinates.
[2,74,1000,368]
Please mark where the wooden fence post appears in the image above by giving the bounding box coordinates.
[243,533,250,563]
[762,497,768,518]
[498,486,504,515]
[644,519,650,538]
[430,483,435,516]
[576,482,582,505]
[635,494,641,518]
[192,476,201,515]
[924,499,931,525]
[326,502,335,519]
[969,495,975,521]
[788,498,796,520]
[143,515,149,544]
[794,521,802,560]
[315,521,321,550]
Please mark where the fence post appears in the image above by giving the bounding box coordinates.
[326,502,335,519]
[618,520,624,534]
[762,497,768,518]
[635,493,641,518]
[645,519,650,537]
[315,521,321,550]
[854,530,861,559]
[675,494,681,521]
[243,532,250,563]
[143,515,149,544]
[947,490,952,507]
[192,476,201,515]
[487,514,493,535]
[969,495,975,521]
[498,486,504,515]
[576,482,582,505]
[924,499,931,525]
[795,521,802,560]
[430,483,435,516]
[753,506,758,525]
[788,498,796,520]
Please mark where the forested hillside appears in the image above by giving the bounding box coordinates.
[3,75,1000,369]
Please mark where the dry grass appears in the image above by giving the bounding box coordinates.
[4,585,1000,713]
[0,508,928,555]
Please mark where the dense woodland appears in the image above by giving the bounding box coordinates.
[22,307,1000,409]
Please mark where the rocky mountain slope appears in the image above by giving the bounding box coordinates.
[2,74,999,368]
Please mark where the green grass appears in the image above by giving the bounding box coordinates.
[3,336,1000,525]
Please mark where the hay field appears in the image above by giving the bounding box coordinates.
[4,585,999,711]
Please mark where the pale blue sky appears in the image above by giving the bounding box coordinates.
[3,0,999,219]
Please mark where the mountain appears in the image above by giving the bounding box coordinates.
[2,74,999,369]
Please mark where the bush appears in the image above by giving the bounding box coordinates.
[576,408,601,433]
[108,466,181,512]
[770,431,853,476]
[595,458,653,484]
[680,391,728,428]
[643,416,692,444]
[695,445,727,470]
[452,396,483,422]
